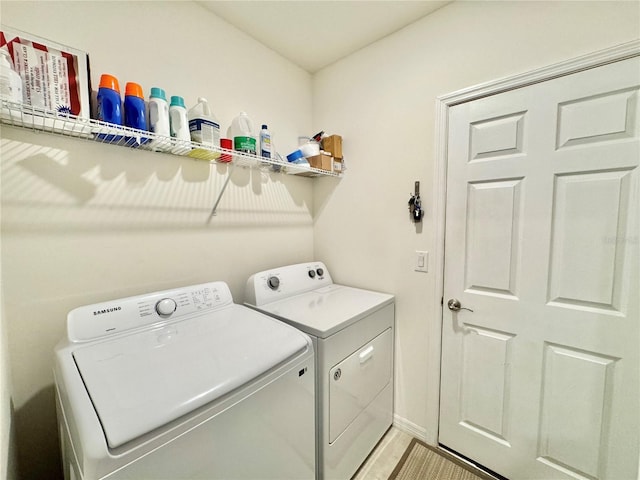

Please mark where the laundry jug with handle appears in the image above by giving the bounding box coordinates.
[227,111,256,155]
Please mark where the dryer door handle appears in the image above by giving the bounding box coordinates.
[359,345,374,364]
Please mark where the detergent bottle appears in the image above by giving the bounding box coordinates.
[260,124,271,159]
[147,87,170,151]
[188,97,220,149]
[123,82,148,145]
[227,111,256,155]
[169,95,190,142]
[96,74,122,127]
[96,74,123,142]
[124,82,147,131]
[148,87,170,136]
[169,95,191,154]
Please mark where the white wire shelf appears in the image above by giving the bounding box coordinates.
[0,100,341,178]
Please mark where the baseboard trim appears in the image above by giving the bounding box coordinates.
[392,414,432,445]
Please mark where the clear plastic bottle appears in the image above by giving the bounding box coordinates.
[0,49,23,103]
[188,97,220,148]
[227,112,256,155]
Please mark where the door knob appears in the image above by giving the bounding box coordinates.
[447,298,473,312]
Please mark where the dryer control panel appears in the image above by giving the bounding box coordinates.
[245,261,333,306]
[67,282,234,342]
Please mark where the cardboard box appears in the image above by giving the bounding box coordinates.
[322,135,342,159]
[307,153,333,171]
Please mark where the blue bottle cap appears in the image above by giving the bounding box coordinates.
[262,124,268,129]
[170,96,185,108]
[286,149,304,163]
[150,87,167,101]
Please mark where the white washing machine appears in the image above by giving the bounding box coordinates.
[245,262,395,480]
[54,281,315,480]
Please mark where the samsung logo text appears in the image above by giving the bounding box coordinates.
[93,306,122,316]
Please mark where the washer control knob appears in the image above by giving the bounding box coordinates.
[308,270,316,278]
[267,276,280,290]
[156,298,177,317]
[316,268,324,277]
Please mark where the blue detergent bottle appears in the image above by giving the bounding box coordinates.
[124,82,148,145]
[96,74,123,142]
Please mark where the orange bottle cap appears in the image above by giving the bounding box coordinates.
[125,82,144,99]
[99,74,120,93]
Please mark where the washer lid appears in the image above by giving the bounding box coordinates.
[251,285,394,338]
[72,304,309,449]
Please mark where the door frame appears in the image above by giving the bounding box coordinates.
[427,39,640,447]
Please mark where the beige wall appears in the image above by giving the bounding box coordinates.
[1,296,17,479]
[312,0,640,440]
[1,2,318,478]
[2,1,640,479]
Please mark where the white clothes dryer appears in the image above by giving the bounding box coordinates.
[245,262,395,480]
[54,281,315,480]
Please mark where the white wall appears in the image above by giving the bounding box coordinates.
[1,295,17,480]
[3,1,640,479]
[1,2,320,478]
[312,0,640,441]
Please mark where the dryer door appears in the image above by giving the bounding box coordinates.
[329,328,393,443]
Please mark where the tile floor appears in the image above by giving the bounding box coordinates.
[352,427,413,480]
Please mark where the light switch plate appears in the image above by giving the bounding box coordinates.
[414,251,428,273]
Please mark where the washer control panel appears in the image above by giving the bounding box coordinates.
[245,261,333,306]
[68,282,234,342]
[155,298,177,317]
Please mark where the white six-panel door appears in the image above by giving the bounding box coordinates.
[440,57,639,479]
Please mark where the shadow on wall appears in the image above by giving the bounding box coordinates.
[14,385,62,480]
[1,130,316,231]
[7,399,19,480]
